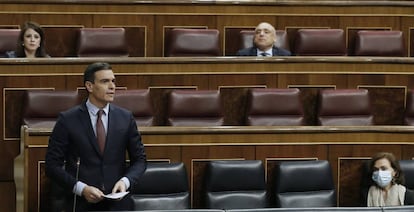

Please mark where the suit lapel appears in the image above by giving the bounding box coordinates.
[251,48,258,56]
[104,105,117,156]
[79,103,102,157]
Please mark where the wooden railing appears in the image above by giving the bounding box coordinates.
[18,125,414,211]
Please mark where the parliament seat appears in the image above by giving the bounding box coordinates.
[167,90,224,126]
[398,160,414,205]
[165,28,221,56]
[245,88,304,126]
[0,29,20,57]
[204,160,268,209]
[23,90,80,128]
[273,160,336,208]
[132,162,190,210]
[317,89,374,126]
[112,89,154,126]
[354,30,405,56]
[77,28,129,57]
[239,30,290,51]
[294,29,347,56]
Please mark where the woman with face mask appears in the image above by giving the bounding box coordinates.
[367,152,406,206]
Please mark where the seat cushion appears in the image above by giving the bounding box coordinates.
[166,28,220,56]
[294,29,346,56]
[0,29,20,57]
[354,30,404,56]
[77,28,129,57]
[246,88,304,126]
[112,89,154,126]
[167,90,223,126]
[317,89,374,126]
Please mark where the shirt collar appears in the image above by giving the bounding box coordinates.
[86,99,109,116]
[257,48,273,56]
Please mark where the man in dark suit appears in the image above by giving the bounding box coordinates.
[45,62,147,211]
[236,22,291,56]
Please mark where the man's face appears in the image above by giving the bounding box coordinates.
[86,69,116,108]
[253,23,277,51]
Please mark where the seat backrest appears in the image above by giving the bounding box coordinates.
[112,89,154,126]
[239,30,290,51]
[294,29,346,56]
[204,160,268,209]
[132,162,190,210]
[399,160,414,205]
[77,28,129,57]
[0,29,20,57]
[274,160,336,208]
[165,28,221,56]
[246,88,304,126]
[317,89,374,126]
[354,30,405,56]
[167,90,224,126]
[23,90,80,128]
[404,89,414,125]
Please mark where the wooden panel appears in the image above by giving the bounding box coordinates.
[97,14,154,56]
[358,86,406,125]
[223,27,254,56]
[338,158,369,206]
[149,86,197,126]
[20,126,414,211]
[219,86,266,126]
[0,182,16,212]
[42,25,84,57]
[290,86,336,125]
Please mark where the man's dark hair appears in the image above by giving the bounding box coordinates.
[83,62,112,84]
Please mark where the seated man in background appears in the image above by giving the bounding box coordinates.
[236,22,291,57]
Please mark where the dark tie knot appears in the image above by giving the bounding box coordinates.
[260,52,269,56]
[97,109,104,117]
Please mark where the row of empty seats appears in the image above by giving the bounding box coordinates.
[94,160,337,210]
[111,159,413,210]
[0,28,407,57]
[24,88,414,127]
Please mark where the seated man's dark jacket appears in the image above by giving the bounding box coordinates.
[236,46,291,56]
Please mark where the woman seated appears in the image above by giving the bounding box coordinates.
[367,152,406,206]
[6,21,49,58]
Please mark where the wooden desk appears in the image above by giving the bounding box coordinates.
[18,125,414,211]
[1,56,414,211]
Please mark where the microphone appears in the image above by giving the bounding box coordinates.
[73,157,80,212]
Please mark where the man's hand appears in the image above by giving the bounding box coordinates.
[82,185,104,203]
[112,180,126,193]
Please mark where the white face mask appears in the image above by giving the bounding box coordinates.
[372,170,393,188]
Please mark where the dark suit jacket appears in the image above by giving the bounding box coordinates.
[236,46,291,56]
[45,102,147,211]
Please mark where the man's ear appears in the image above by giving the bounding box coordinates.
[85,81,93,93]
